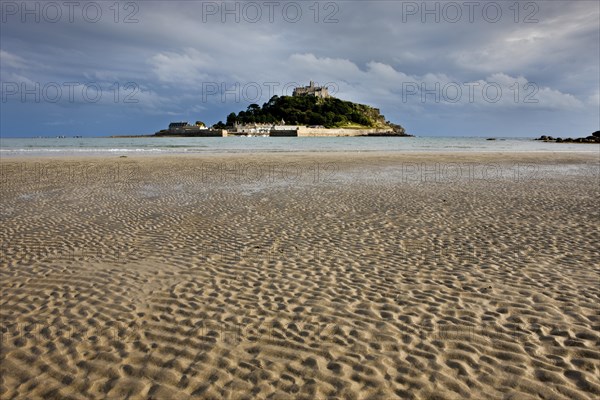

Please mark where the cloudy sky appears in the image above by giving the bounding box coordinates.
[1,0,598,137]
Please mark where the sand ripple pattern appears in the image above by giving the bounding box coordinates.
[1,155,599,399]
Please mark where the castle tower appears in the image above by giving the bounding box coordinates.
[292,81,330,99]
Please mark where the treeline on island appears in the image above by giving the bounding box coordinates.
[213,95,405,133]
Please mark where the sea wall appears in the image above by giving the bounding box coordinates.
[296,127,393,137]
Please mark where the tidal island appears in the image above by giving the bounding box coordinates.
[154,81,412,137]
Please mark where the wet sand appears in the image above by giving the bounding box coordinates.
[1,152,599,399]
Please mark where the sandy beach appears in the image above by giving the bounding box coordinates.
[1,152,599,399]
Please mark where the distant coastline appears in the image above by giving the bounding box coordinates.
[108,134,155,138]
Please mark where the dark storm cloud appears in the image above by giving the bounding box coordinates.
[1,0,598,136]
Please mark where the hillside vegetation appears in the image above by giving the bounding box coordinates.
[220,95,405,133]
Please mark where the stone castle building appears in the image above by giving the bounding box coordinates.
[292,81,330,98]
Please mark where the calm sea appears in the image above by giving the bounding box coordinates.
[0,136,597,157]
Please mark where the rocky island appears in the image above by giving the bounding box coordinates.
[535,131,600,143]
[155,81,411,137]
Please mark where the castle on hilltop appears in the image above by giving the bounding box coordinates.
[292,81,330,98]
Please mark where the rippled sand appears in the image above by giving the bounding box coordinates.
[1,152,599,399]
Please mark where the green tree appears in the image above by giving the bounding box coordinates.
[226,112,237,126]
[247,104,260,115]
[308,112,326,126]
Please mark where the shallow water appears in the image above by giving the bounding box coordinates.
[1,136,597,157]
